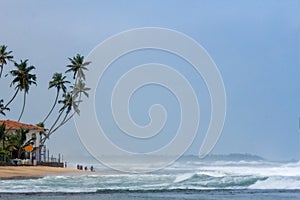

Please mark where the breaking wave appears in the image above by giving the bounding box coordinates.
[0,158,299,193]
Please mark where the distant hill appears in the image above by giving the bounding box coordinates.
[205,153,265,161]
[181,153,265,161]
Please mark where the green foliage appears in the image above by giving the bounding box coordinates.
[71,79,90,98]
[65,54,90,80]
[42,73,70,123]
[0,123,7,161]
[0,123,5,139]
[10,60,37,93]
[10,60,37,121]
[0,45,14,78]
[5,128,30,159]
[49,72,70,93]
[0,149,10,161]
[41,53,91,144]
[0,149,10,155]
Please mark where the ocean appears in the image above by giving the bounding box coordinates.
[1,155,300,199]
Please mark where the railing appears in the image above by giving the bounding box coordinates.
[38,162,64,168]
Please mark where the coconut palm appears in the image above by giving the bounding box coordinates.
[56,91,80,127]
[0,123,8,161]
[42,73,70,123]
[10,60,37,121]
[6,128,32,159]
[41,92,80,145]
[0,45,14,78]
[0,99,10,116]
[65,54,91,80]
[59,92,79,115]
[71,79,90,98]
[41,54,90,145]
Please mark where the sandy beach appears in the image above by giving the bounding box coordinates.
[0,166,80,179]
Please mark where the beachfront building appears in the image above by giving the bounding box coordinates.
[0,119,45,165]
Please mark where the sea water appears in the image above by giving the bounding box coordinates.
[1,155,300,199]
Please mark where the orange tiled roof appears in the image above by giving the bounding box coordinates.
[0,120,44,131]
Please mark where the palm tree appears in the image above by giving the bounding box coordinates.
[0,45,14,78]
[0,87,19,114]
[10,60,37,121]
[6,128,31,159]
[65,54,91,80]
[71,79,90,98]
[43,73,70,123]
[55,92,80,128]
[0,45,14,114]
[41,92,79,145]
[0,123,10,161]
[59,92,79,115]
[40,54,90,145]
[0,99,10,116]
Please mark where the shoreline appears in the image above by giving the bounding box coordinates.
[0,166,82,180]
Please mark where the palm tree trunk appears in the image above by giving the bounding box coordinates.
[18,147,22,159]
[48,111,68,135]
[2,140,4,161]
[18,91,26,122]
[0,64,3,78]
[0,88,19,112]
[43,89,59,123]
[49,109,65,133]
[51,111,74,134]
[49,76,83,136]
[50,87,83,135]
[41,108,65,145]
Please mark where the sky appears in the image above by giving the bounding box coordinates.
[0,0,300,162]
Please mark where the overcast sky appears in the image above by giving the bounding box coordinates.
[0,0,299,161]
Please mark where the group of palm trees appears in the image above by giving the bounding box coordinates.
[0,125,33,161]
[0,46,36,121]
[0,44,91,160]
[40,53,91,145]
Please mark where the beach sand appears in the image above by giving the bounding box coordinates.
[0,166,80,179]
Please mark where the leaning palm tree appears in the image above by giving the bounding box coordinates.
[42,72,70,123]
[0,99,10,116]
[58,92,79,115]
[0,85,19,114]
[0,45,14,78]
[71,79,90,98]
[41,92,79,145]
[54,80,89,128]
[65,54,91,80]
[10,60,37,121]
[40,54,90,146]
